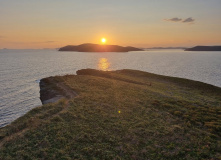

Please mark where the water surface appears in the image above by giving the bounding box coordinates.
[0,49,221,127]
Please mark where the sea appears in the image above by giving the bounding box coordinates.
[0,49,221,128]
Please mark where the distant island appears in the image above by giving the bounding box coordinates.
[146,47,187,50]
[59,43,144,52]
[185,46,221,51]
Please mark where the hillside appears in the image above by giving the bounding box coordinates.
[185,46,221,51]
[0,69,221,159]
[59,43,143,52]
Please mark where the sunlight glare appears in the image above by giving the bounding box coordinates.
[98,58,110,71]
[101,38,106,44]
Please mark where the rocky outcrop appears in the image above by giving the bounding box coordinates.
[39,77,77,104]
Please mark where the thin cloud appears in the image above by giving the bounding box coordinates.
[164,17,195,24]
[164,17,182,22]
[0,36,5,38]
[182,17,195,23]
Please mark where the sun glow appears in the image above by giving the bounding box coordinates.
[101,38,106,44]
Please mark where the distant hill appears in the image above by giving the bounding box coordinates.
[59,43,143,52]
[146,47,187,49]
[185,46,221,51]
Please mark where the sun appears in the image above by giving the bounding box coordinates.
[101,38,106,44]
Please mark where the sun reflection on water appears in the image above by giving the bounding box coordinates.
[98,58,111,71]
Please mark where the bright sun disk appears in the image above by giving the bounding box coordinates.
[101,38,106,44]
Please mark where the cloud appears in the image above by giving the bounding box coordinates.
[164,17,182,22]
[182,17,195,23]
[164,17,195,24]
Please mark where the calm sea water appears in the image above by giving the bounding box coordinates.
[0,49,221,127]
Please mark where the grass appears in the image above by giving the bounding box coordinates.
[0,69,221,159]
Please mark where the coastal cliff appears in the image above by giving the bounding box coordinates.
[0,69,221,159]
[39,76,77,104]
[59,43,144,52]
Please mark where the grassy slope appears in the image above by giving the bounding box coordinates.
[0,69,221,160]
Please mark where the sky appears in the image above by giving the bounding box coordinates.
[0,0,221,49]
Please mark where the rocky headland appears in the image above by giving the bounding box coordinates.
[0,69,221,159]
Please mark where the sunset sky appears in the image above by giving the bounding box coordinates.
[0,0,221,49]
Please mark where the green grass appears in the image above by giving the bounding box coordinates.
[0,69,221,160]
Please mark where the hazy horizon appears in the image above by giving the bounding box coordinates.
[0,0,221,49]
[0,44,190,50]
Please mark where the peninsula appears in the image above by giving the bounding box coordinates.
[59,43,144,52]
[185,46,221,51]
[0,69,220,159]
